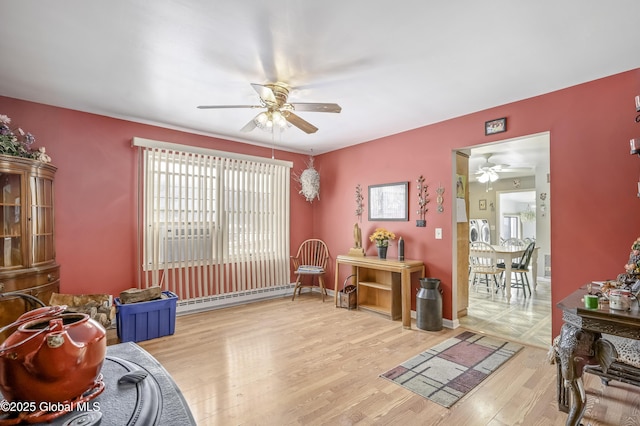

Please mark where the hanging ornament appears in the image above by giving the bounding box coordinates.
[296,155,320,203]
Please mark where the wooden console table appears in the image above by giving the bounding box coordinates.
[556,285,640,426]
[334,255,425,329]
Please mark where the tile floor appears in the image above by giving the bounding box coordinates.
[459,275,552,349]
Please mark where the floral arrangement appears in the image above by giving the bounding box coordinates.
[369,227,395,247]
[597,237,640,297]
[612,236,640,296]
[623,237,640,277]
[0,114,51,163]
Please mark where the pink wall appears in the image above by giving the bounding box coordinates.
[0,97,314,297]
[316,69,640,338]
[2,68,639,339]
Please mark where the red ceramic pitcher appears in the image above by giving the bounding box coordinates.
[0,306,106,404]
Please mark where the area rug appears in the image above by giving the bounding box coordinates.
[380,331,523,408]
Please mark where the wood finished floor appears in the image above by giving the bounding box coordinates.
[138,293,639,425]
[459,277,552,350]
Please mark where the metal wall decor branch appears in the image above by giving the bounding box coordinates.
[416,175,429,227]
[355,184,364,222]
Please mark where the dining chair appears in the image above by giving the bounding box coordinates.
[500,238,526,267]
[290,239,330,302]
[509,242,536,297]
[469,241,505,295]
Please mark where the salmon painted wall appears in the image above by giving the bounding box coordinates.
[0,96,314,297]
[2,69,639,340]
[315,69,640,338]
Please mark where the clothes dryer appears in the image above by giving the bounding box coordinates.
[479,219,491,244]
[469,219,480,242]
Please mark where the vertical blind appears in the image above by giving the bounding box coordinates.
[134,138,291,300]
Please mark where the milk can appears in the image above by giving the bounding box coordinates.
[416,278,442,331]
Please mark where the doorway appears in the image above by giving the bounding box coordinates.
[498,190,536,243]
[454,132,551,349]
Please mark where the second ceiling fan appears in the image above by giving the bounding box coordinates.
[197,82,341,134]
[474,153,534,183]
[475,153,505,183]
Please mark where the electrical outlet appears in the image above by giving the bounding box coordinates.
[435,228,442,239]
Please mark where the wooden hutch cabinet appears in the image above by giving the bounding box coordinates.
[0,155,59,328]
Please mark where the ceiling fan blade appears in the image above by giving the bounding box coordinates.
[240,115,259,132]
[197,105,262,109]
[290,102,342,113]
[250,83,277,105]
[285,112,318,134]
[501,167,533,173]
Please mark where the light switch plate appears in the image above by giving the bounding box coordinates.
[435,228,442,239]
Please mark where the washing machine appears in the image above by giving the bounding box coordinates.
[469,219,480,242]
[478,219,491,244]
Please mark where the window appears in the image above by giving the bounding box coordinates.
[135,138,291,297]
[150,156,216,266]
[502,215,522,239]
[143,148,288,268]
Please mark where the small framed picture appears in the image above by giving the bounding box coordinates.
[479,199,487,210]
[485,117,507,135]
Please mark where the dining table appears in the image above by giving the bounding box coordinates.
[489,244,539,302]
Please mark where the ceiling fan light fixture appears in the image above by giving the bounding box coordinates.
[256,112,269,125]
[198,82,341,135]
[253,110,290,132]
[476,170,499,183]
[272,110,287,127]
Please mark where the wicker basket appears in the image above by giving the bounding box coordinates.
[338,274,357,310]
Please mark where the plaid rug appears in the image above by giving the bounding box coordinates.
[380,331,523,408]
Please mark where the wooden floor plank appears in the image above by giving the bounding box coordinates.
[138,295,638,425]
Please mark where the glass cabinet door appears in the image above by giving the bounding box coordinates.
[30,176,55,265]
[0,172,24,268]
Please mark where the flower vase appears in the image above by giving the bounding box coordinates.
[377,246,388,259]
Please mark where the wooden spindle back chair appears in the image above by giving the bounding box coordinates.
[290,239,330,301]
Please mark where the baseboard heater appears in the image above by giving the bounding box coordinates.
[175,283,296,315]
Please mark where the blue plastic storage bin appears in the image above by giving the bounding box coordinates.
[115,291,178,343]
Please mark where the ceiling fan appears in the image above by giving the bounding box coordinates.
[474,153,534,183]
[475,153,507,183]
[197,82,341,134]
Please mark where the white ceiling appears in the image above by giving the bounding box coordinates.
[1,1,639,162]
[467,133,550,182]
